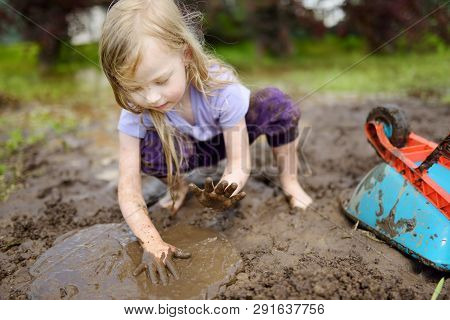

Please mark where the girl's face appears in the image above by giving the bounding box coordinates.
[130,36,189,111]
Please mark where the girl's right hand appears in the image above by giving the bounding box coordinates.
[189,177,247,211]
[133,240,191,285]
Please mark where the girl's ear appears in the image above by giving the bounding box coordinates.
[183,45,193,65]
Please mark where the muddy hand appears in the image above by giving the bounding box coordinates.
[188,177,246,211]
[133,248,191,285]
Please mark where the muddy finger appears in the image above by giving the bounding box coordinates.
[204,177,214,193]
[174,248,192,259]
[133,263,146,277]
[231,191,246,203]
[165,257,179,280]
[214,180,228,195]
[155,260,169,285]
[224,182,238,198]
[147,264,158,284]
[188,183,203,197]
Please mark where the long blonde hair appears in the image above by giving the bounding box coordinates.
[99,0,237,198]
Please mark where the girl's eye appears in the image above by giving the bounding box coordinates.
[155,78,168,85]
[129,86,143,93]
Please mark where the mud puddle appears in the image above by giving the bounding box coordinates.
[29,223,241,299]
[1,94,449,299]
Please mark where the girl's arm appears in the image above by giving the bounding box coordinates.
[188,118,249,210]
[118,132,163,246]
[118,132,192,285]
[220,117,251,194]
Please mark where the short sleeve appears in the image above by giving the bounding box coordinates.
[217,83,250,129]
[117,109,153,138]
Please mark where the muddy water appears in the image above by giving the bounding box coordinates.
[29,223,241,299]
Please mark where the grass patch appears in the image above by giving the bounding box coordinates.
[0,42,102,103]
[431,277,445,300]
[1,38,449,104]
[214,37,450,99]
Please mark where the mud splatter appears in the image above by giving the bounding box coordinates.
[376,189,384,217]
[376,199,416,237]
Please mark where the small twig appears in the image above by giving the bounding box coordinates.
[0,239,21,251]
[360,230,385,243]
[352,220,359,232]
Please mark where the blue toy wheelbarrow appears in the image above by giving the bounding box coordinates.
[341,105,450,271]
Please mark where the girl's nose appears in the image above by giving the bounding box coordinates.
[144,89,162,106]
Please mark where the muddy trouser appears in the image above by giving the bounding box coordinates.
[140,87,301,178]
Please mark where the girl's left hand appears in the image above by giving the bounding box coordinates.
[189,177,246,211]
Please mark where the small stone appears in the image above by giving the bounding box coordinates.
[313,284,326,296]
[236,273,249,282]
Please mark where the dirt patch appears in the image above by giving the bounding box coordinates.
[0,95,449,299]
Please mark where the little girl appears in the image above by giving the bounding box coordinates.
[100,0,312,285]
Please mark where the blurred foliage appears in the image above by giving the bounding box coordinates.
[184,0,326,56]
[338,0,449,51]
[1,35,448,105]
[0,42,102,102]
[1,0,448,65]
[0,0,110,65]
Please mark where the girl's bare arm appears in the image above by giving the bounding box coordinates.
[188,117,249,210]
[117,132,163,245]
[118,132,191,284]
[221,117,251,194]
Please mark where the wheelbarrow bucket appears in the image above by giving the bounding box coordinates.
[341,105,450,272]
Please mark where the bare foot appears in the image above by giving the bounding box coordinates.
[280,177,313,210]
[158,180,189,215]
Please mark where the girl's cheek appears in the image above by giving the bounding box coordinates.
[130,92,144,107]
[169,80,187,100]
[171,86,186,101]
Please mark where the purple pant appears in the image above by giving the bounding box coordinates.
[140,87,300,178]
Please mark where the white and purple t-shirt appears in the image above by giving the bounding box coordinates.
[117,80,250,141]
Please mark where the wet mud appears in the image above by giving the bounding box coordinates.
[29,223,241,299]
[1,95,449,299]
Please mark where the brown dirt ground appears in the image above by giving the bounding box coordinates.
[0,94,449,299]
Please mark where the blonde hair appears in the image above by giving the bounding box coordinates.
[99,0,237,201]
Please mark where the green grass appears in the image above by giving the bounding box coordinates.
[214,38,450,99]
[0,42,102,103]
[1,38,449,104]
[431,277,445,300]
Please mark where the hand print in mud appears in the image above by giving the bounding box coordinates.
[133,244,191,286]
[189,177,247,211]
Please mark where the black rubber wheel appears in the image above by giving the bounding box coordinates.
[366,104,410,148]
